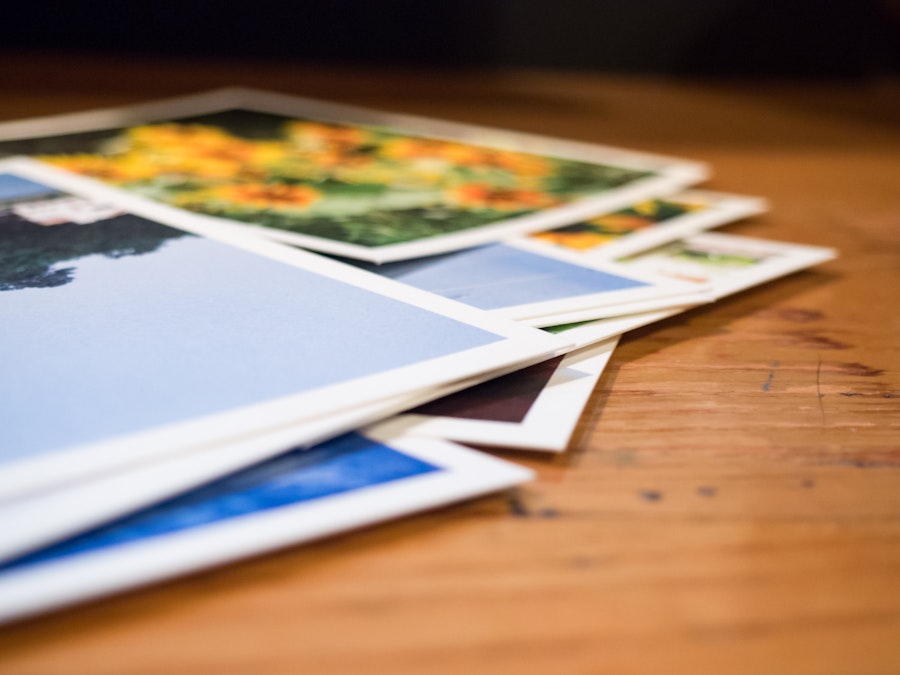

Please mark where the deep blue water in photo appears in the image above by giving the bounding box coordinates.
[1,433,439,572]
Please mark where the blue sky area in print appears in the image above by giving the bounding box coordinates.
[0,433,439,572]
[0,174,503,465]
[0,174,56,201]
[351,243,648,311]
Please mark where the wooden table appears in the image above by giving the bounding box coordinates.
[0,53,898,675]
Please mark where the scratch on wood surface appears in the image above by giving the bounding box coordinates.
[816,355,826,426]
[834,362,885,377]
[828,458,900,469]
[506,492,560,519]
[753,307,825,323]
[781,330,851,350]
[762,360,780,391]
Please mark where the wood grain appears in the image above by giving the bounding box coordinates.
[0,52,898,675]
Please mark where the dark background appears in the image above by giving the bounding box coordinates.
[5,0,900,79]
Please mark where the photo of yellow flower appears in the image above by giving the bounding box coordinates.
[531,198,702,251]
[5,108,654,250]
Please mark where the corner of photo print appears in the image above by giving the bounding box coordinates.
[613,231,837,299]
[395,336,620,452]
[342,236,716,328]
[526,189,769,261]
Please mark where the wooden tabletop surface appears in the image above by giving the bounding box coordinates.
[0,53,898,675]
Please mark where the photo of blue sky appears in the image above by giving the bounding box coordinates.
[1,174,504,465]
[0,433,439,571]
[352,243,648,311]
[0,174,56,201]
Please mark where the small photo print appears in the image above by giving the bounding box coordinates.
[527,190,768,260]
[532,197,701,251]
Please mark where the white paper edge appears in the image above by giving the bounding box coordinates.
[0,427,532,624]
[514,290,713,327]
[398,338,619,451]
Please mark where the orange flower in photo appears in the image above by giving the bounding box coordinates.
[286,121,369,152]
[127,124,238,152]
[450,183,559,211]
[40,154,159,183]
[629,198,701,218]
[584,213,656,233]
[189,183,322,210]
[437,143,492,167]
[284,122,378,173]
[530,230,614,250]
[487,150,551,177]
[380,137,551,178]
[158,154,247,180]
[124,124,292,180]
[379,138,452,161]
[381,138,500,169]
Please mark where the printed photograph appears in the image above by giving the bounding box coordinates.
[399,338,618,452]
[531,197,702,252]
[0,432,440,572]
[0,109,655,250]
[0,427,531,623]
[410,356,563,423]
[0,169,506,469]
[619,238,768,284]
[347,242,648,313]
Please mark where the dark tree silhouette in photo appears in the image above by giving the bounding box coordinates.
[0,209,192,292]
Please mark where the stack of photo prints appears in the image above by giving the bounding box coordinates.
[0,88,835,622]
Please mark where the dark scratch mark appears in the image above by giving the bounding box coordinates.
[780,330,850,350]
[571,555,606,569]
[507,494,561,518]
[830,459,900,469]
[839,390,896,398]
[781,308,824,322]
[816,355,826,426]
[761,360,780,392]
[802,479,815,488]
[507,493,531,517]
[754,308,824,323]
[613,448,638,466]
[835,362,884,377]
[639,490,663,502]
[697,486,717,498]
